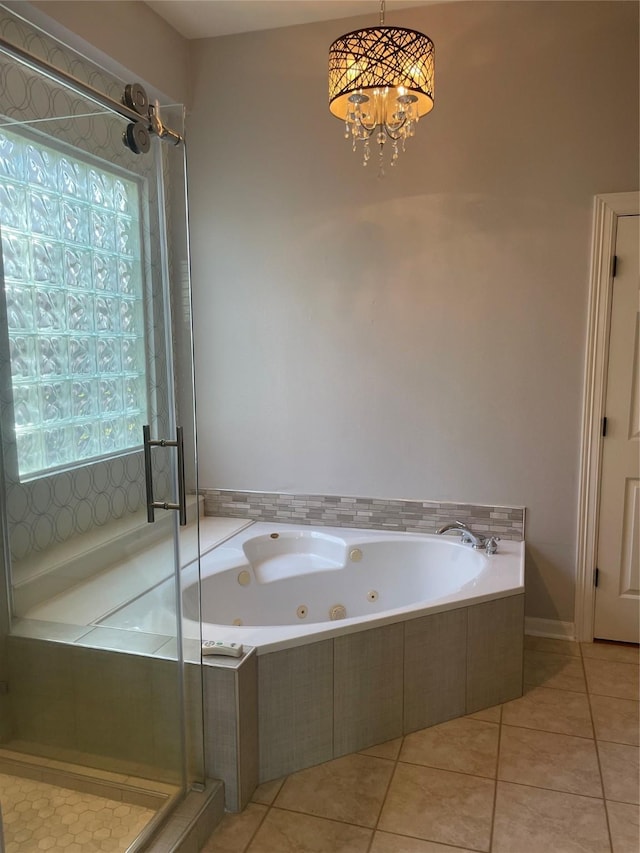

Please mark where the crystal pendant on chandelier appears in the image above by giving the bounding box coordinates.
[328,0,434,175]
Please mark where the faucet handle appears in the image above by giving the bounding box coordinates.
[485,536,500,554]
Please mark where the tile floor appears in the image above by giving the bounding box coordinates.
[0,773,155,852]
[201,638,639,853]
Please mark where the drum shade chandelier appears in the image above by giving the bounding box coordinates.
[328,0,434,173]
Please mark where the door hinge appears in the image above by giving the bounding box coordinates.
[594,567,600,588]
[602,416,608,437]
[612,254,618,277]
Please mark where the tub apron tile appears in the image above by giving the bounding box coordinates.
[333,623,404,756]
[257,640,333,782]
[466,594,525,713]
[404,607,467,732]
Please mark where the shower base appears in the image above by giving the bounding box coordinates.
[0,748,178,853]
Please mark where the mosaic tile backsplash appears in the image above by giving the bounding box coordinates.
[203,490,525,540]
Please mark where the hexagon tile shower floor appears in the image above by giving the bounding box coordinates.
[0,773,154,852]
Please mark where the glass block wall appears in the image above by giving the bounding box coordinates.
[0,128,147,479]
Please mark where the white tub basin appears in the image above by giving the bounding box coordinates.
[242,530,348,582]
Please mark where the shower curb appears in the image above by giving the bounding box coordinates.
[143,780,225,852]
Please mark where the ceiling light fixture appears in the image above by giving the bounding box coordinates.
[328,0,435,175]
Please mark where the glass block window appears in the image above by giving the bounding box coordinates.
[0,127,148,478]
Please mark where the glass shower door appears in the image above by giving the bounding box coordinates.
[0,9,204,849]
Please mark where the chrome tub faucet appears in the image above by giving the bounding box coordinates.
[436,520,499,553]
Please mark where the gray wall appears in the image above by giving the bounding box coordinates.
[29,0,190,104]
[186,1,639,624]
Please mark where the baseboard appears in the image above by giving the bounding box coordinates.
[525,617,576,641]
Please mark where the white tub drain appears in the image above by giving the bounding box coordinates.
[367,590,379,602]
[297,605,308,619]
[330,604,347,620]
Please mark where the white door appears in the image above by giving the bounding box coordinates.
[594,214,640,642]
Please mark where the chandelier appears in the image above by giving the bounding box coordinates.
[328,0,435,174]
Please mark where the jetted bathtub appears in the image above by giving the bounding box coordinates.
[183,521,525,654]
[183,519,526,803]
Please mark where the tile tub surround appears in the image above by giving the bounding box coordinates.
[204,651,259,814]
[203,490,525,540]
[200,638,640,853]
[202,594,524,810]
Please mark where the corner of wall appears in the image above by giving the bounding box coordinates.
[16,0,190,105]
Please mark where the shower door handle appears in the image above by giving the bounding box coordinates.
[142,424,188,526]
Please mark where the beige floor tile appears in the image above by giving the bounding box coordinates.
[525,636,581,656]
[582,642,639,665]
[378,763,494,852]
[524,650,586,692]
[246,808,372,853]
[251,778,285,806]
[498,725,602,796]
[466,704,501,723]
[584,658,639,700]
[598,741,640,804]
[400,717,499,778]
[201,803,268,852]
[359,738,403,760]
[493,781,610,853]
[274,753,393,828]
[591,695,639,746]
[370,831,477,852]
[502,684,593,737]
[607,800,640,853]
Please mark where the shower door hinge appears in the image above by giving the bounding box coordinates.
[612,254,618,278]
[594,567,600,588]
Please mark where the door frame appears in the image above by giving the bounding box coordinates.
[575,191,639,643]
